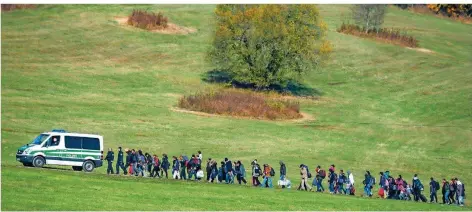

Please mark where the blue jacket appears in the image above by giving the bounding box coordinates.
[225,160,233,172]
[172,159,180,171]
[161,156,170,169]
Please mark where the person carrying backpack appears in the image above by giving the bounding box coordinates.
[298,164,312,191]
[363,171,374,197]
[234,160,247,185]
[151,155,161,178]
[161,153,170,179]
[337,170,347,194]
[412,174,426,202]
[251,160,261,186]
[429,177,440,203]
[260,164,273,188]
[316,166,326,192]
[279,161,287,181]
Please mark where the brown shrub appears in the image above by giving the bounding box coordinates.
[127,10,168,30]
[337,23,419,48]
[178,89,302,120]
[1,4,35,11]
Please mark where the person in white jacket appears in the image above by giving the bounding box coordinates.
[346,170,355,195]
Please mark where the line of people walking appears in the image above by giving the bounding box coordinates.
[104,147,466,207]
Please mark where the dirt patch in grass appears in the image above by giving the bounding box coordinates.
[406,47,434,54]
[114,16,196,35]
[176,89,307,121]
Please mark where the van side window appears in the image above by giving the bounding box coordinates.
[82,137,100,150]
[49,136,60,147]
[65,136,82,149]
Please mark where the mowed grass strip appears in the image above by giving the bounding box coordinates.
[2,165,469,211]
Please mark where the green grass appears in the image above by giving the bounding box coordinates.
[2,4,472,210]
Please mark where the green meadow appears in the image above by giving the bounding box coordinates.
[2,4,471,210]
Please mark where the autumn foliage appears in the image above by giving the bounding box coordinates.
[178,89,302,120]
[338,23,419,48]
[1,4,35,11]
[209,5,330,90]
[127,10,168,30]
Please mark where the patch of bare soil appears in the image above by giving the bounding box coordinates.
[170,107,315,123]
[407,47,434,54]
[114,17,196,35]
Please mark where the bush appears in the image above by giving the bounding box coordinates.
[178,89,302,120]
[337,23,419,48]
[127,10,168,30]
[1,4,35,11]
[208,5,330,89]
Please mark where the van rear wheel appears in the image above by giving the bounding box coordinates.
[83,160,95,172]
[72,166,83,171]
[32,156,45,168]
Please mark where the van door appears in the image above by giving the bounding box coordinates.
[43,135,62,165]
[63,136,83,166]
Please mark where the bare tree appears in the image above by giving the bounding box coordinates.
[351,5,387,33]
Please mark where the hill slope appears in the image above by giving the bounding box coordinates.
[2,5,471,210]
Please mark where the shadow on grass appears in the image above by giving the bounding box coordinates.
[202,70,322,97]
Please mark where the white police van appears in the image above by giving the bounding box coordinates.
[16,129,103,172]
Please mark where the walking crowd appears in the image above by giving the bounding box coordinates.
[104,147,466,207]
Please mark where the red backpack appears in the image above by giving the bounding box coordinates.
[320,169,326,179]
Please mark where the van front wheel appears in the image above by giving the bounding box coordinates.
[83,160,95,172]
[33,156,45,168]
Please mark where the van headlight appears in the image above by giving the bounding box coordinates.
[23,150,29,155]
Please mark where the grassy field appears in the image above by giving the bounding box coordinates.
[2,4,472,210]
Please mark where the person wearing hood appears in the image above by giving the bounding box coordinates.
[279,161,287,181]
[456,178,465,206]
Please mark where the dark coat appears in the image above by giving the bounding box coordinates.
[280,163,287,175]
[117,150,124,163]
[105,151,114,162]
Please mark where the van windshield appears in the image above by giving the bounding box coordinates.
[30,134,50,145]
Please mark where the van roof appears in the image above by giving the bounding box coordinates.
[44,131,103,138]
